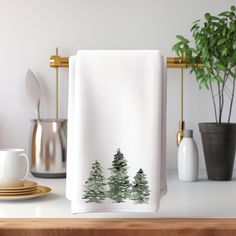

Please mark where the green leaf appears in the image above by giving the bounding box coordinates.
[215,63,226,71]
[192,19,200,24]
[232,51,236,64]
[210,16,220,21]
[205,13,211,21]
[204,61,211,69]
[219,11,230,17]
[214,75,224,82]
[233,41,236,50]
[190,48,197,54]
[176,35,190,43]
[230,22,236,31]
[221,47,228,56]
[199,77,209,90]
[217,38,227,46]
[172,42,184,56]
[231,5,236,11]
[171,42,179,52]
[191,23,199,32]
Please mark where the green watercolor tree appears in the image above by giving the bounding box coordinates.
[131,168,150,204]
[82,160,106,203]
[107,149,131,203]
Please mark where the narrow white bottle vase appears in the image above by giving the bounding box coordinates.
[178,130,198,181]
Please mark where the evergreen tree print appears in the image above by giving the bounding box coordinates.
[131,169,150,204]
[82,160,106,203]
[107,149,131,203]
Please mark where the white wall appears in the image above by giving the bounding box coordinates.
[0,0,235,170]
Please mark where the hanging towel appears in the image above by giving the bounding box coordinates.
[67,50,167,213]
[66,55,76,201]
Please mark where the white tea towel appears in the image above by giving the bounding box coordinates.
[66,56,76,200]
[67,50,167,213]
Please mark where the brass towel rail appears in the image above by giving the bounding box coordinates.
[50,54,195,68]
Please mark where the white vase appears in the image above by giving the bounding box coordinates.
[178,130,198,181]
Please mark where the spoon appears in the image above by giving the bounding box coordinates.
[25,69,41,120]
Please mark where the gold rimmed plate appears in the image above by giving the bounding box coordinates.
[0,181,37,191]
[0,186,51,200]
[0,189,38,196]
[0,186,38,193]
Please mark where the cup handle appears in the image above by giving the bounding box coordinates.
[19,153,30,181]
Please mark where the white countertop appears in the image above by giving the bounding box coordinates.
[1,171,236,218]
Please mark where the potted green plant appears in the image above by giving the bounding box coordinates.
[172,6,236,180]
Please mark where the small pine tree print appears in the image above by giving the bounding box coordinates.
[131,169,150,204]
[107,149,131,203]
[82,160,106,203]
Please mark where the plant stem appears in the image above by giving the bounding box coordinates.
[209,80,218,123]
[217,80,222,123]
[220,72,228,122]
[228,69,236,123]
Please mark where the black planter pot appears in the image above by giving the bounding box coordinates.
[199,123,236,181]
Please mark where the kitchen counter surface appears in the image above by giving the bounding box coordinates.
[1,171,236,218]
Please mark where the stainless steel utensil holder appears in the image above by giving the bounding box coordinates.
[29,119,67,178]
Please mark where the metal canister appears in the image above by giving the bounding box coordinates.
[29,119,67,178]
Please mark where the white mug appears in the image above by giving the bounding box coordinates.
[0,149,29,187]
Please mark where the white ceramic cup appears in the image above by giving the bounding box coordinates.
[0,149,29,187]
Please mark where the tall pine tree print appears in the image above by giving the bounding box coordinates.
[107,149,131,203]
[131,168,150,204]
[82,160,106,203]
